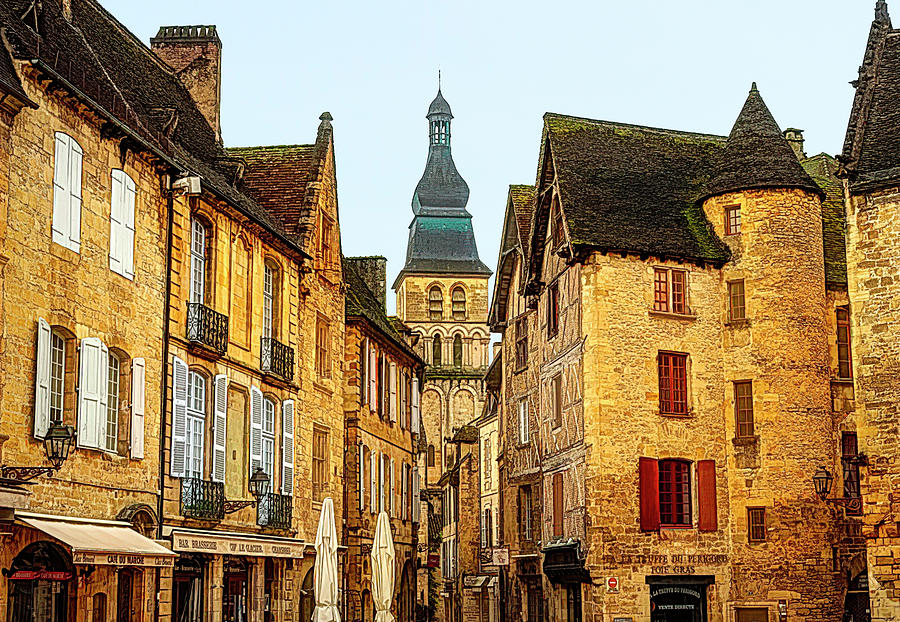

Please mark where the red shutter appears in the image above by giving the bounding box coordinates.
[639,458,660,531]
[697,460,718,532]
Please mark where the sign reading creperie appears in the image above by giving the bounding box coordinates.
[171,531,305,558]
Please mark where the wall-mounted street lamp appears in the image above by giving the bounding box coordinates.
[1,421,75,483]
[812,466,863,513]
[224,467,269,514]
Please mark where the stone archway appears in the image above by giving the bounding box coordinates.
[844,553,871,622]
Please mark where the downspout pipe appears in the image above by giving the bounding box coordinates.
[158,175,175,540]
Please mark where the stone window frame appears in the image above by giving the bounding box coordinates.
[836,307,853,380]
[747,507,766,543]
[724,205,742,236]
[428,285,444,321]
[315,315,331,379]
[451,285,467,321]
[658,458,692,528]
[188,210,216,306]
[657,351,691,416]
[733,380,755,439]
[312,424,330,503]
[653,267,690,316]
[728,279,747,323]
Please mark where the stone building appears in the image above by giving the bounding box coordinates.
[839,2,900,620]
[343,256,424,622]
[489,84,861,621]
[392,87,492,620]
[0,1,347,621]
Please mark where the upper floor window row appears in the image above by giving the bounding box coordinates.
[428,286,467,321]
[52,133,137,280]
[359,337,421,433]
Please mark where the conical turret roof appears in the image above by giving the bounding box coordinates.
[704,83,823,200]
[427,88,453,118]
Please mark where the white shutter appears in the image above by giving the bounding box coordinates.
[389,362,397,422]
[249,385,263,478]
[110,170,136,279]
[369,345,377,413]
[358,443,365,511]
[130,358,145,459]
[170,356,189,477]
[122,173,136,278]
[379,454,385,513]
[370,451,377,513]
[77,337,107,449]
[390,457,396,518]
[401,463,408,521]
[34,318,52,438]
[400,371,407,430]
[51,134,70,247]
[413,471,420,523]
[68,139,82,251]
[211,375,227,483]
[281,399,295,495]
[411,377,420,435]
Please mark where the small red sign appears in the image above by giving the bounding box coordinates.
[427,554,439,568]
[607,576,619,591]
[10,571,72,581]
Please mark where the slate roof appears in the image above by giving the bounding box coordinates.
[450,425,479,444]
[0,38,34,108]
[542,113,730,265]
[841,3,900,191]
[509,184,536,257]
[801,153,848,287]
[704,84,823,201]
[227,145,317,238]
[427,88,453,118]
[344,257,422,363]
[0,0,312,257]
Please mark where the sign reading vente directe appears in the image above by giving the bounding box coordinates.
[171,532,305,558]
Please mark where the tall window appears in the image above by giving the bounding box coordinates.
[526,584,543,622]
[49,331,66,423]
[653,268,688,314]
[658,459,691,527]
[190,219,206,304]
[551,374,563,428]
[552,472,564,537]
[552,205,565,249]
[185,371,206,479]
[429,287,443,321]
[315,318,330,379]
[747,507,766,542]
[312,427,329,502]
[481,507,493,548]
[547,282,559,338]
[734,381,754,438]
[515,316,528,369]
[837,308,852,379]
[518,399,530,444]
[262,398,276,484]
[451,288,466,320]
[842,432,862,515]
[725,206,741,235]
[263,264,275,340]
[728,280,746,322]
[105,352,120,453]
[427,444,435,467]
[519,486,533,540]
[432,335,442,366]
[320,216,334,267]
[658,352,688,415]
[453,334,463,367]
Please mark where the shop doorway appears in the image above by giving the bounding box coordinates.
[223,558,249,622]
[173,556,203,622]
[116,568,143,622]
[648,580,710,622]
[7,541,74,622]
[735,608,768,622]
[844,571,871,622]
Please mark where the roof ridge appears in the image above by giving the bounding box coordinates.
[228,143,315,151]
[83,0,178,77]
[544,112,727,141]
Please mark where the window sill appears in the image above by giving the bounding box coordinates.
[515,441,531,449]
[313,380,332,395]
[514,366,528,375]
[726,319,750,328]
[660,524,693,530]
[648,310,697,321]
[658,411,694,419]
[832,378,854,385]
[733,435,759,446]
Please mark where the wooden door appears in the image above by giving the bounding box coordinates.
[735,609,768,622]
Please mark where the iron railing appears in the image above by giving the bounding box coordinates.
[180,477,224,521]
[260,337,294,381]
[186,303,229,354]
[257,493,293,530]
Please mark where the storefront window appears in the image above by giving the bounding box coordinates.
[8,542,73,622]
[649,582,708,622]
[223,558,248,622]
[174,556,203,622]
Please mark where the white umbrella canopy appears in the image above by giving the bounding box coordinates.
[313,497,341,622]
[371,511,396,622]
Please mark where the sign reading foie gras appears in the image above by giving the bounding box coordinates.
[171,531,305,558]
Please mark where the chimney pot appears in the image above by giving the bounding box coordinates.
[783,128,806,160]
[347,257,388,311]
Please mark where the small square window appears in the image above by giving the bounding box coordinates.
[725,206,741,235]
[748,507,766,542]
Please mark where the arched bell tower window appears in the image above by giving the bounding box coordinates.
[430,119,450,145]
[453,334,463,367]
[432,335,442,367]
[429,287,443,321]
[451,287,466,321]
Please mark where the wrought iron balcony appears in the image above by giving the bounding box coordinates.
[180,477,224,521]
[257,492,293,530]
[260,337,295,381]
[186,303,229,354]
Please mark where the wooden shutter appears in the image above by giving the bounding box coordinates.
[378,453,385,513]
[370,451,377,513]
[67,139,83,251]
[413,471,420,522]
[390,457,396,517]
[389,362,398,422]
[211,375,228,483]
[697,460,718,531]
[110,170,136,279]
[639,457,660,531]
[170,356,189,477]
[361,338,369,405]
[281,399,295,495]
[34,318,52,438]
[249,386,263,479]
[399,370,407,429]
[369,345,377,413]
[358,444,365,511]
[553,472,564,537]
[412,377,420,435]
[77,337,107,449]
[130,358,145,459]
[401,463,407,520]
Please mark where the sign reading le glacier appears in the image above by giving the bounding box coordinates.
[172,531,305,558]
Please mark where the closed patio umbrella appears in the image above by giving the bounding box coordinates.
[313,497,341,622]
[371,511,396,622]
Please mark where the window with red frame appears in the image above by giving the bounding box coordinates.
[725,206,741,235]
[659,460,692,527]
[547,282,559,338]
[734,381,754,438]
[653,268,688,314]
[658,352,688,415]
[837,308,852,379]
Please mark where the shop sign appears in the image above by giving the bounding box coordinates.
[491,548,509,566]
[9,571,72,581]
[613,619,633,622]
[72,552,174,568]
[607,576,619,592]
[171,531,305,559]
[427,554,439,568]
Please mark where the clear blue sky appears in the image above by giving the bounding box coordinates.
[106,0,875,313]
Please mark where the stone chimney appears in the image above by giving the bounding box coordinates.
[151,26,222,142]
[783,128,806,160]
[347,257,387,311]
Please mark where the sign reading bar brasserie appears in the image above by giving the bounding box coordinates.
[72,552,173,568]
[171,531,305,559]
